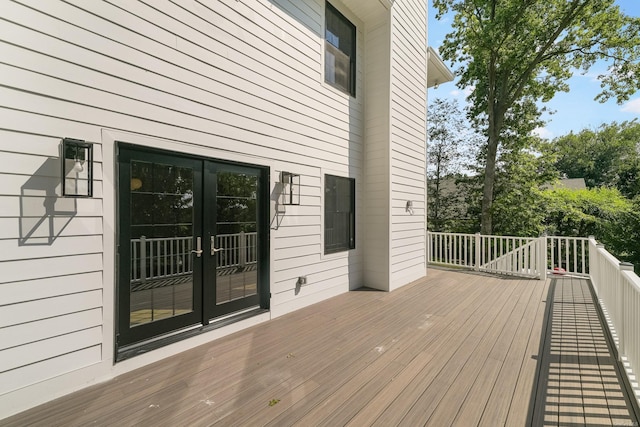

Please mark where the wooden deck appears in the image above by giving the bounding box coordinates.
[4,268,639,426]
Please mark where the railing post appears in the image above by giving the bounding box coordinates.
[475,232,481,272]
[588,236,596,284]
[619,262,634,360]
[596,242,605,295]
[538,234,547,280]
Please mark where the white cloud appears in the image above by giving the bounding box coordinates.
[449,86,474,98]
[574,70,603,83]
[621,98,640,114]
[532,127,553,139]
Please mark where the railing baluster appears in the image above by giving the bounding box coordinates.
[149,238,154,280]
[132,240,138,282]
[463,235,467,266]
[453,236,460,265]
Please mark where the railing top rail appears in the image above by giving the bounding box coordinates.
[427,231,477,238]
[547,236,590,243]
[132,232,258,242]
[621,269,640,293]
[131,236,192,242]
[592,242,622,267]
[427,231,538,241]
[483,236,536,243]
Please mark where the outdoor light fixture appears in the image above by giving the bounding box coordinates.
[62,138,93,197]
[280,171,300,205]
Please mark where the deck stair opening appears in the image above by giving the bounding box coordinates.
[479,236,540,278]
[427,232,543,279]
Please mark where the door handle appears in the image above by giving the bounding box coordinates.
[211,236,224,255]
[191,237,203,257]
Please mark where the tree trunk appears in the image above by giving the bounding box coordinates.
[480,115,501,235]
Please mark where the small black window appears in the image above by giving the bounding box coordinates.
[325,175,355,254]
[325,2,356,96]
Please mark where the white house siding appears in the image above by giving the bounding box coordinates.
[362,15,392,291]
[0,0,369,416]
[389,0,428,290]
[0,114,105,404]
[0,0,432,418]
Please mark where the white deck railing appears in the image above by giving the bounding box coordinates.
[131,232,257,283]
[131,236,193,283]
[428,231,640,405]
[427,232,545,277]
[589,237,640,403]
[547,236,590,276]
[427,232,590,278]
[480,236,541,278]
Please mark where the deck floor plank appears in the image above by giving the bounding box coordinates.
[269,272,495,426]
[3,268,638,427]
[422,278,537,426]
[372,276,524,425]
[463,276,547,426]
[345,274,510,426]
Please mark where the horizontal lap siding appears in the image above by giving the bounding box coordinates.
[0,121,104,395]
[362,17,391,291]
[270,0,364,310]
[389,0,427,289]
[0,0,364,401]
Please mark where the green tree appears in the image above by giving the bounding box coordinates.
[492,139,558,237]
[542,187,639,269]
[433,0,640,234]
[553,120,640,197]
[427,98,469,231]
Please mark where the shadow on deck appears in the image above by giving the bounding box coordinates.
[3,268,639,426]
[530,275,639,426]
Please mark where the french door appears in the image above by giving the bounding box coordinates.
[117,144,268,352]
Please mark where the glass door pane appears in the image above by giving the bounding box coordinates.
[129,161,195,326]
[215,170,259,305]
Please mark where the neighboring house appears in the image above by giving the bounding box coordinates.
[0,0,452,417]
[427,174,470,231]
[543,177,588,190]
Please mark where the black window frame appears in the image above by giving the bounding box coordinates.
[324,174,356,254]
[325,2,356,97]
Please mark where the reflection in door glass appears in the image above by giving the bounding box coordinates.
[129,161,194,326]
[215,172,258,304]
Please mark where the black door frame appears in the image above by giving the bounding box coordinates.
[116,142,270,359]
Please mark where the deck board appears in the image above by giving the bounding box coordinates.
[3,268,638,426]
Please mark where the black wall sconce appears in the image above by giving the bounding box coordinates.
[280,171,300,205]
[62,138,93,197]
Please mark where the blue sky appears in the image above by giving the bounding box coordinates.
[428,0,640,139]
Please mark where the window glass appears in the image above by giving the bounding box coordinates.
[325,3,356,96]
[325,175,355,254]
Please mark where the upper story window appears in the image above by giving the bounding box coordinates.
[325,2,356,97]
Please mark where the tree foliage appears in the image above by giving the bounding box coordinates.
[542,187,639,269]
[491,139,558,237]
[552,120,640,197]
[427,98,477,231]
[433,0,640,234]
